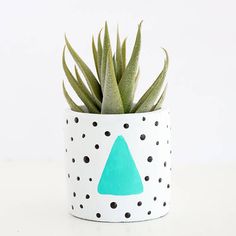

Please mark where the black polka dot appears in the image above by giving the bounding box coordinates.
[142,117,146,121]
[144,176,150,181]
[89,178,92,182]
[125,212,131,218]
[158,178,162,183]
[68,174,70,178]
[123,123,129,129]
[167,140,169,144]
[147,156,153,162]
[156,141,159,145]
[73,192,76,197]
[80,204,83,209]
[164,162,167,167]
[92,122,97,127]
[72,158,75,163]
[65,149,67,152]
[148,211,151,215]
[85,194,90,199]
[83,156,90,163]
[96,213,101,218]
[110,202,117,209]
[167,184,170,188]
[163,202,167,207]
[137,201,142,206]
[170,150,172,154]
[154,196,157,201]
[71,205,74,210]
[74,117,79,123]
[155,121,159,126]
[66,119,68,124]
[82,134,86,138]
[70,137,73,141]
[95,144,99,149]
[166,125,169,128]
[77,176,80,181]
[140,134,146,140]
[105,131,111,136]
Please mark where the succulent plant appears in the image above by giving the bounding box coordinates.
[62,22,169,114]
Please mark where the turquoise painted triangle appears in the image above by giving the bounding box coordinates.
[98,135,143,196]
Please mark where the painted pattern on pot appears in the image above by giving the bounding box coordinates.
[64,109,172,222]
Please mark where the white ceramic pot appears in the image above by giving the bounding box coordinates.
[64,108,172,222]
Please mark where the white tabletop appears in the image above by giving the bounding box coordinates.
[0,160,235,236]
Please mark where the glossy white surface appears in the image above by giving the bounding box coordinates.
[0,160,235,235]
[64,109,171,222]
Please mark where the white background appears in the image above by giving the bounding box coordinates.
[1,1,236,235]
[0,0,236,163]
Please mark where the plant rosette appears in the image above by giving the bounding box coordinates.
[64,108,172,222]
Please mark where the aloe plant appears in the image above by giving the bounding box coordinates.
[62,22,169,114]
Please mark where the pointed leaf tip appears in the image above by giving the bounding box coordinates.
[115,28,122,82]
[62,48,100,113]
[101,21,112,90]
[131,49,169,113]
[65,36,102,102]
[139,20,143,28]
[101,48,124,114]
[118,22,142,112]
[105,21,108,29]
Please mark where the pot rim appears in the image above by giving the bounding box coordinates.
[65,107,169,117]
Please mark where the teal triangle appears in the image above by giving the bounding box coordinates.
[98,135,143,196]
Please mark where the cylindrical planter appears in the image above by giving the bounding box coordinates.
[64,108,172,222]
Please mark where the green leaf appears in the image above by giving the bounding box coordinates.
[74,66,101,109]
[121,38,126,74]
[62,82,84,112]
[152,84,167,110]
[134,68,140,93]
[128,69,140,111]
[92,36,100,81]
[97,29,103,81]
[116,28,123,82]
[131,48,169,113]
[65,36,102,102]
[101,22,112,90]
[113,54,117,77]
[119,22,142,112]
[101,49,124,114]
[62,47,100,113]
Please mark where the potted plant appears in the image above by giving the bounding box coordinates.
[63,22,171,222]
